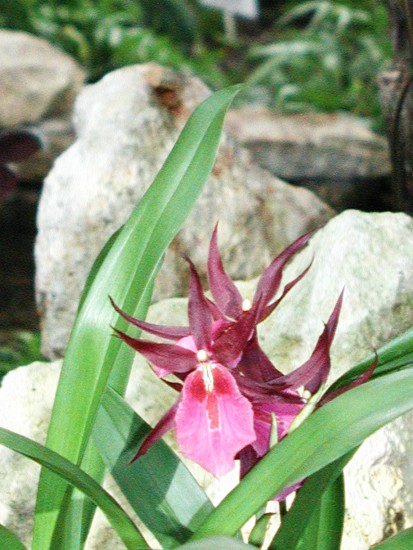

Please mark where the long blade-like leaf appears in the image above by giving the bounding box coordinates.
[0,428,147,549]
[293,473,344,550]
[328,327,413,394]
[190,367,413,539]
[371,527,413,549]
[0,524,27,550]
[270,453,352,549]
[32,85,242,549]
[93,387,213,548]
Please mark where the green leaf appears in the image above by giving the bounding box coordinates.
[371,527,413,549]
[294,473,344,550]
[93,387,213,547]
[176,536,258,549]
[270,453,352,549]
[191,367,413,539]
[328,327,413,395]
[0,427,147,549]
[0,524,27,550]
[32,84,242,549]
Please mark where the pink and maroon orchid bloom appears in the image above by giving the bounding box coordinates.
[112,258,260,477]
[112,228,376,490]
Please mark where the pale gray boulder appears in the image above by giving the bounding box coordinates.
[226,106,391,181]
[35,63,333,359]
[0,30,85,128]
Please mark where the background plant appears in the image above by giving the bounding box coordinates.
[0,0,392,118]
[249,0,392,118]
[0,0,230,86]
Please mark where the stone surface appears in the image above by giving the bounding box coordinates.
[2,210,413,547]
[35,62,333,359]
[0,30,85,129]
[226,107,391,181]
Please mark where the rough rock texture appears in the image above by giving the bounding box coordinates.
[0,30,85,128]
[0,30,85,181]
[2,210,413,547]
[35,63,333,359]
[226,107,391,181]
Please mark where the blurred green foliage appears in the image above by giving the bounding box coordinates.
[0,0,230,86]
[249,0,392,118]
[0,330,43,377]
[0,0,392,119]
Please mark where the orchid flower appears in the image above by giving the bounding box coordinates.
[112,259,261,477]
[112,229,375,487]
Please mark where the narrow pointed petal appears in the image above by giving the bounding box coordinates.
[237,334,284,383]
[212,298,262,365]
[110,297,191,340]
[186,257,213,351]
[320,356,377,406]
[254,231,314,310]
[207,224,243,319]
[130,402,179,461]
[206,297,227,321]
[175,365,256,477]
[275,292,343,393]
[114,330,197,376]
[261,260,313,321]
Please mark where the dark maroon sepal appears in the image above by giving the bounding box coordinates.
[261,260,313,322]
[212,298,262,364]
[114,329,197,373]
[319,356,377,406]
[130,402,178,462]
[254,231,314,311]
[237,334,284,383]
[186,256,213,351]
[273,291,343,393]
[207,224,243,319]
[110,296,190,340]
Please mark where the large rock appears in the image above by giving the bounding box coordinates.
[226,107,391,181]
[0,30,85,180]
[35,63,333,359]
[226,107,391,210]
[2,210,413,547]
[0,30,85,128]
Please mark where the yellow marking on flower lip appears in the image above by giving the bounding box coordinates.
[196,349,208,362]
[242,298,252,312]
[202,363,214,392]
